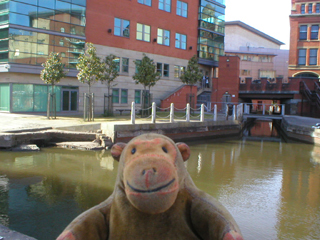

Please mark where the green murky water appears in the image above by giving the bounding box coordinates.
[0,127,319,239]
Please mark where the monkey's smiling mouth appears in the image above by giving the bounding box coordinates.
[127,178,176,193]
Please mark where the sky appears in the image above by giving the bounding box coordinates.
[224,0,291,49]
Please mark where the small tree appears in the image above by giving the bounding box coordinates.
[133,54,160,115]
[101,54,119,116]
[40,52,66,119]
[180,55,203,107]
[76,42,103,121]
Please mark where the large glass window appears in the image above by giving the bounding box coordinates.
[311,25,319,40]
[138,0,151,6]
[299,25,307,40]
[136,23,150,42]
[309,49,318,65]
[176,0,187,17]
[157,28,170,46]
[175,33,186,49]
[159,0,171,12]
[114,18,130,37]
[298,49,306,65]
[317,3,320,13]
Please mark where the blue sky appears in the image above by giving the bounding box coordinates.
[225,0,291,49]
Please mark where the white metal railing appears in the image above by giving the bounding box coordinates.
[243,103,285,116]
[129,102,244,124]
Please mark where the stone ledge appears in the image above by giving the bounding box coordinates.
[0,224,36,240]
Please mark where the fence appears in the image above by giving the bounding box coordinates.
[128,102,244,124]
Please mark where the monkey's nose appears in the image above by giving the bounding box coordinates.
[141,168,157,175]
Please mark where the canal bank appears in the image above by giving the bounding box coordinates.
[1,113,320,149]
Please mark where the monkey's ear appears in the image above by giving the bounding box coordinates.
[111,142,126,162]
[176,142,190,162]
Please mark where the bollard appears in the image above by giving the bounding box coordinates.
[170,103,174,123]
[151,102,156,123]
[213,104,217,121]
[233,105,236,120]
[186,103,190,122]
[281,104,285,115]
[131,102,135,124]
[200,104,205,122]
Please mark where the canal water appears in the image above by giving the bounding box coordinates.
[0,121,319,240]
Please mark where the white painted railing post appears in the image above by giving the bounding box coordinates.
[170,103,174,123]
[151,102,156,123]
[281,104,285,115]
[233,105,236,120]
[262,103,265,115]
[213,104,217,121]
[131,101,135,124]
[186,103,190,122]
[200,104,205,122]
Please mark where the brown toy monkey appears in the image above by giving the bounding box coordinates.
[57,133,243,240]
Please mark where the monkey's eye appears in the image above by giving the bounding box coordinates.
[131,148,136,154]
[162,146,168,153]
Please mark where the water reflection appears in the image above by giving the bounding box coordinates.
[0,140,319,240]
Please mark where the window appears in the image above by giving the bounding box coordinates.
[174,65,185,78]
[174,65,179,78]
[241,70,251,76]
[138,0,151,6]
[135,59,141,73]
[163,64,169,77]
[299,25,307,40]
[135,90,141,104]
[317,3,320,13]
[112,89,119,103]
[136,23,150,42]
[176,0,188,17]
[159,0,171,12]
[308,3,313,13]
[113,57,120,72]
[122,58,129,73]
[112,89,128,104]
[114,18,130,37]
[311,25,319,40]
[175,33,186,49]
[309,49,318,65]
[298,49,306,65]
[157,63,162,76]
[157,28,170,46]
[121,89,128,104]
[301,4,305,14]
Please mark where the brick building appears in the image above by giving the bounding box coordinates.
[0,0,226,114]
[289,0,320,78]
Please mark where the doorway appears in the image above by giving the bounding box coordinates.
[62,89,78,111]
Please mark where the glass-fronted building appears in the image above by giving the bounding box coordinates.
[0,0,86,112]
[198,0,225,67]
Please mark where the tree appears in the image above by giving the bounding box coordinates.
[40,52,67,119]
[133,54,160,115]
[76,42,103,121]
[133,54,161,92]
[76,42,103,93]
[180,55,203,106]
[100,54,119,116]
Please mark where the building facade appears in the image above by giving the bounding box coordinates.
[289,0,320,78]
[0,0,226,114]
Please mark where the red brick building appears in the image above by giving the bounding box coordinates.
[289,0,320,78]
